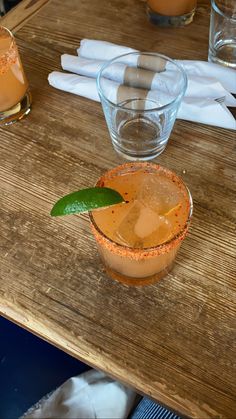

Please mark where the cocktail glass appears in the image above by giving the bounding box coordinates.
[147,0,197,27]
[0,26,32,125]
[89,162,193,286]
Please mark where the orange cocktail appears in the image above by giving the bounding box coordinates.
[147,0,197,26]
[0,26,31,124]
[90,163,193,286]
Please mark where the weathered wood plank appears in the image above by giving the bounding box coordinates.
[0,1,236,418]
[0,0,51,32]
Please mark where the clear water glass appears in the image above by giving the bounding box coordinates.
[97,52,187,161]
[208,0,236,69]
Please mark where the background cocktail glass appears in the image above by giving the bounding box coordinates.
[0,26,31,125]
[147,0,197,27]
[97,52,187,161]
[90,162,193,286]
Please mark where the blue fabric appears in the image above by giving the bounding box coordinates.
[0,316,90,419]
[1,0,21,14]
[0,317,182,419]
[130,397,181,419]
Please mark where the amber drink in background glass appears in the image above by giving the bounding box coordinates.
[147,0,197,27]
[90,163,193,286]
[0,26,31,125]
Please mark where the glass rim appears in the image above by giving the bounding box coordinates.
[96,51,188,113]
[0,26,15,55]
[89,162,193,258]
[211,0,236,19]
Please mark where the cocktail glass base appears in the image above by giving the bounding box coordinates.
[147,6,196,27]
[104,262,174,286]
[0,89,32,125]
[113,144,166,161]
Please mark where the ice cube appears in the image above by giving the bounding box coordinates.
[137,174,181,214]
[134,206,164,238]
[114,200,174,248]
[136,212,173,246]
[114,200,144,247]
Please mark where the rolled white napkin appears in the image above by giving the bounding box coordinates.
[178,98,236,129]
[48,72,236,130]
[176,60,236,94]
[78,39,138,62]
[48,72,174,107]
[48,39,236,130]
[77,39,236,94]
[48,72,100,102]
[61,54,236,107]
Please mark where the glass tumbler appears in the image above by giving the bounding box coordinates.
[208,0,236,68]
[0,26,32,125]
[97,52,187,161]
[90,162,193,286]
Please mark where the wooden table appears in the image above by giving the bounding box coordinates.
[1,1,236,417]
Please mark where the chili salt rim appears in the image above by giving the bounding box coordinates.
[89,162,193,260]
[0,26,17,75]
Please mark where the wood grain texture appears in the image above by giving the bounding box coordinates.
[0,1,236,418]
[0,0,51,32]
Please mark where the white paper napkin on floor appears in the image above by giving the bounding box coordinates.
[22,370,137,419]
[48,39,236,130]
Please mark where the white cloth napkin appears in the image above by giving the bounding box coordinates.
[48,39,236,130]
[78,39,236,94]
[78,39,137,62]
[48,72,236,130]
[21,369,137,419]
[61,54,236,107]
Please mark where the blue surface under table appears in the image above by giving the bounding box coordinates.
[0,316,90,419]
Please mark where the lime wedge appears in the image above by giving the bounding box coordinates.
[50,187,125,217]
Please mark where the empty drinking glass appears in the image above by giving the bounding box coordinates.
[208,0,236,68]
[97,52,187,161]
